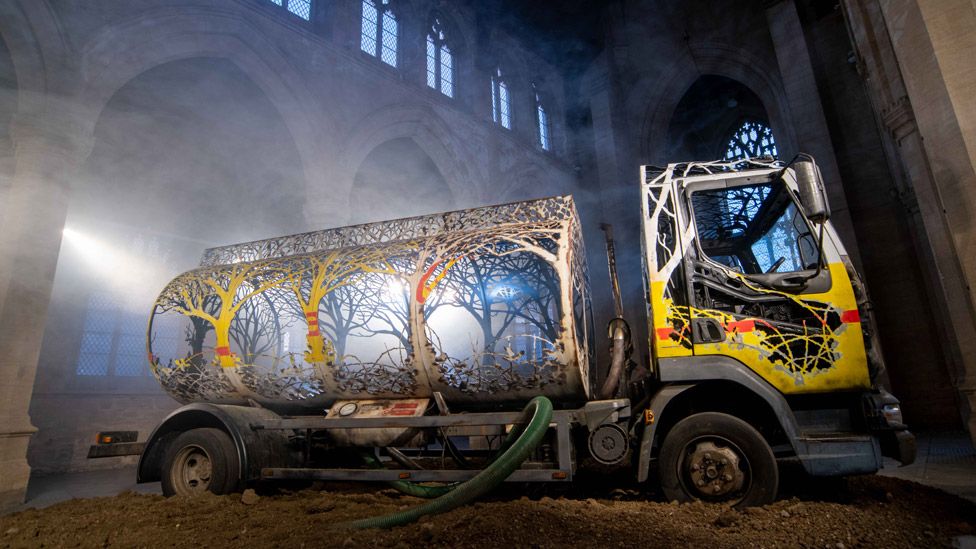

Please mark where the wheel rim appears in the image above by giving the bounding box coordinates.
[675,435,751,504]
[170,445,214,496]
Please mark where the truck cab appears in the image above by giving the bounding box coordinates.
[633,156,915,506]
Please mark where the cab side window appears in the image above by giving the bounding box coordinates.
[691,183,818,275]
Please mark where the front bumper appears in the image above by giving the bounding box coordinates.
[863,389,916,466]
[880,429,917,466]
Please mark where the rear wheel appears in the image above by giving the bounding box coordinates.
[161,428,240,497]
[658,412,777,508]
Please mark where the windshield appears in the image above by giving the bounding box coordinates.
[690,182,819,275]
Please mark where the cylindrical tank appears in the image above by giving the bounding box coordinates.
[147,196,594,413]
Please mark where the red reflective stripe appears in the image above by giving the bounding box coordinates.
[725,320,755,333]
[308,330,320,337]
[656,327,674,340]
[305,311,318,319]
[215,346,231,357]
[307,319,318,326]
[841,309,861,323]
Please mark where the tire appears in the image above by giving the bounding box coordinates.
[161,428,241,497]
[658,412,778,508]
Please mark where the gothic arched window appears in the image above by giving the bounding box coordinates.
[426,18,454,98]
[491,68,511,129]
[268,0,312,21]
[534,85,551,150]
[725,120,777,161]
[361,0,398,67]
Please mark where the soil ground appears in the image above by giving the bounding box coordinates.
[1,468,974,548]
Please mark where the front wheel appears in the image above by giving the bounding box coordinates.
[161,428,240,497]
[658,412,778,508]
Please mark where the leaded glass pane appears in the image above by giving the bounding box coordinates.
[381,12,398,67]
[361,0,378,55]
[80,332,112,355]
[426,35,437,89]
[76,353,109,376]
[440,46,453,97]
[287,0,311,20]
[492,77,499,123]
[499,81,511,129]
[114,334,146,376]
[75,294,117,376]
[538,104,550,150]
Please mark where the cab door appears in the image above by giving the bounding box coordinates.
[682,176,870,394]
[640,171,695,362]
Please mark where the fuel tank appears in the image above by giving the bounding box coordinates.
[147,196,594,413]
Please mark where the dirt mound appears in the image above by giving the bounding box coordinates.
[1,475,973,548]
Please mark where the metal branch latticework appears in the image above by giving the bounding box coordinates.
[149,196,593,410]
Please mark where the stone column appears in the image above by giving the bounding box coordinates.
[878,0,976,441]
[842,0,976,443]
[765,0,861,263]
[0,107,92,511]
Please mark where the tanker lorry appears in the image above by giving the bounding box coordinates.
[90,155,915,510]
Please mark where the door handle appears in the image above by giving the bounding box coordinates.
[692,318,725,344]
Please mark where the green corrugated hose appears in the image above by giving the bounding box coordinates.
[339,395,554,530]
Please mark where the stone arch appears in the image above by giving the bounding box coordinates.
[0,1,67,100]
[499,159,560,202]
[632,41,797,164]
[78,56,309,242]
[422,3,473,59]
[349,137,455,223]
[339,104,477,216]
[665,74,773,162]
[74,6,336,210]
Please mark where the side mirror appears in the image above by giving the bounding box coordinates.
[793,157,830,223]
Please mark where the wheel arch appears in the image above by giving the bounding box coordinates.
[636,356,804,482]
[138,403,293,485]
[653,381,792,453]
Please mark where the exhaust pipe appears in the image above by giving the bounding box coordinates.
[599,224,629,400]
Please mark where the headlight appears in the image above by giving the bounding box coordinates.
[882,403,904,427]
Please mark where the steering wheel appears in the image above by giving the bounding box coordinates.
[766,257,786,274]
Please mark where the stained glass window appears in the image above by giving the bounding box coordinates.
[492,68,511,129]
[535,87,551,150]
[361,0,397,67]
[724,121,777,161]
[426,18,453,98]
